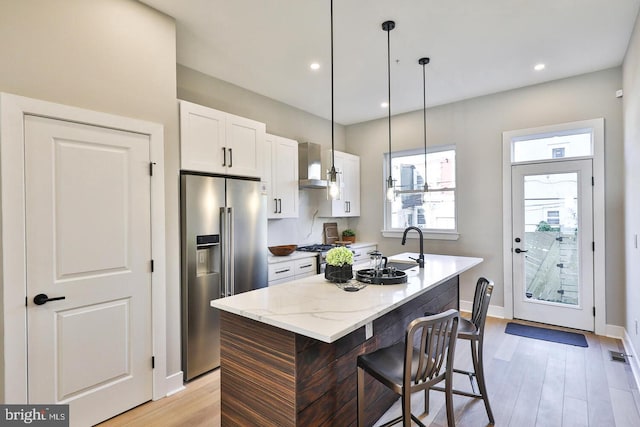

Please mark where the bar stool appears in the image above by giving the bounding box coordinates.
[429,277,495,424]
[357,309,460,427]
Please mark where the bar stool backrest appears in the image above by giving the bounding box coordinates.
[470,277,494,336]
[405,309,459,386]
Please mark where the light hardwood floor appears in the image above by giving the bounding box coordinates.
[100,317,640,426]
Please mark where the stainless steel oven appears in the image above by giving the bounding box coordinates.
[296,244,353,274]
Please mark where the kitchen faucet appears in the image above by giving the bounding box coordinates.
[401,226,425,268]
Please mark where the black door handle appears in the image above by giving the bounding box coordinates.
[514,248,528,254]
[33,293,66,305]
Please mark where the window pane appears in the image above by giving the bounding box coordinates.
[513,130,592,162]
[387,148,455,231]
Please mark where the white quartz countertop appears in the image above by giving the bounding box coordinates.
[212,253,482,343]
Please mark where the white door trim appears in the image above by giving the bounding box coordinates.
[0,93,167,402]
[502,118,605,334]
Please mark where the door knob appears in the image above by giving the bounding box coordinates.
[33,293,66,305]
[514,248,528,254]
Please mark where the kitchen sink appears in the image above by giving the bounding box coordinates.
[385,261,418,271]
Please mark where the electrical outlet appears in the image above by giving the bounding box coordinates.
[365,322,373,340]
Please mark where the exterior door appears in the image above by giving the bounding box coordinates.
[24,115,153,426]
[512,159,594,331]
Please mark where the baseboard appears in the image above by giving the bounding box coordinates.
[622,329,640,394]
[605,324,626,340]
[165,371,185,397]
[460,300,504,318]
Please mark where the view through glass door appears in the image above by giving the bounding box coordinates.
[512,159,594,331]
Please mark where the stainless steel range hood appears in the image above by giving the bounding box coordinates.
[298,142,327,189]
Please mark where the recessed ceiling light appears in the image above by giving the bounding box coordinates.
[381,102,389,108]
[310,62,320,70]
[534,63,546,71]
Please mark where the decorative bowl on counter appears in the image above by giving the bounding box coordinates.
[268,244,298,256]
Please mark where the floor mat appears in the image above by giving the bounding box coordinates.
[505,322,588,347]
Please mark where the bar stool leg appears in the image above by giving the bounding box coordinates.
[474,337,495,424]
[357,366,365,427]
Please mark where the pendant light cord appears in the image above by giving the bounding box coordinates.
[419,57,430,192]
[330,0,335,170]
[382,20,395,192]
[386,25,392,183]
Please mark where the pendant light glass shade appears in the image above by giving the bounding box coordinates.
[383,20,395,202]
[419,57,430,194]
[326,0,342,200]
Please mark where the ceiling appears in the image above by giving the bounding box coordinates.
[141,0,640,125]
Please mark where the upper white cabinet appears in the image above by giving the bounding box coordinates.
[318,149,361,217]
[264,134,299,218]
[179,100,265,178]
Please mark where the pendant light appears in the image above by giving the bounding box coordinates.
[327,0,341,200]
[419,57,430,193]
[383,20,395,202]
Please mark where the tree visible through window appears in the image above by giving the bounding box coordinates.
[384,147,456,231]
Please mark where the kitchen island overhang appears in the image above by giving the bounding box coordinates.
[211,253,482,426]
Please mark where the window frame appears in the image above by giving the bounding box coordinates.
[382,145,459,241]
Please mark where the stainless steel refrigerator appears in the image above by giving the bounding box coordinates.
[180,172,267,381]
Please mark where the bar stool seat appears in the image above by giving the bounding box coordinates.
[357,309,460,427]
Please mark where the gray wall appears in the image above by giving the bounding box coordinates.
[346,68,625,325]
[624,13,640,351]
[0,0,182,376]
[177,65,350,245]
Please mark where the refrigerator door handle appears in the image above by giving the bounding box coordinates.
[220,207,228,297]
[228,207,235,295]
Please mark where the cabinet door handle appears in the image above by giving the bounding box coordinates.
[274,198,278,214]
[222,147,226,166]
[278,198,282,213]
[228,148,233,167]
[299,264,312,269]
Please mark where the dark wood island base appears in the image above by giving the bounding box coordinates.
[219,276,459,426]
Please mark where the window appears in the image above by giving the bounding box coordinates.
[383,147,456,237]
[512,128,592,163]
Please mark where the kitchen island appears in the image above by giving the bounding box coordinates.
[211,253,482,426]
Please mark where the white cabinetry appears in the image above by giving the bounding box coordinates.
[179,100,265,178]
[318,150,360,217]
[352,243,377,266]
[265,134,299,218]
[268,255,317,286]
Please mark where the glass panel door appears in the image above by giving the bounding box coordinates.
[512,159,594,331]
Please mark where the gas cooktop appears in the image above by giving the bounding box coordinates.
[297,244,347,252]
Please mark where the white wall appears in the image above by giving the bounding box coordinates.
[346,68,625,325]
[0,0,182,380]
[624,12,640,350]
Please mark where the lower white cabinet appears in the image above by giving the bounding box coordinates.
[268,255,317,286]
[352,243,378,267]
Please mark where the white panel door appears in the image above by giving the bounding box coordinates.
[24,115,152,426]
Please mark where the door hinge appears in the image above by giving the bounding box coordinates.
[593,306,596,317]
[151,259,155,273]
[25,296,28,307]
[149,162,156,176]
[592,242,595,251]
[592,176,595,186]
[152,356,155,369]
